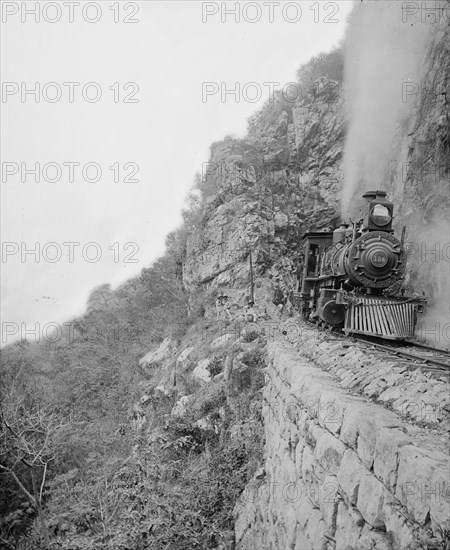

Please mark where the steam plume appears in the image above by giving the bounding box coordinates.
[342,0,433,217]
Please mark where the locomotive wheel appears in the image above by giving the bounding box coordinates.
[321,301,346,326]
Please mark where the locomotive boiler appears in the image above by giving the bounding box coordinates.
[298,190,425,339]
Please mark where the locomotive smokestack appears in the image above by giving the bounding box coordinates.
[362,191,377,201]
[362,190,387,201]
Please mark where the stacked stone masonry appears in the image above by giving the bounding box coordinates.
[234,330,449,550]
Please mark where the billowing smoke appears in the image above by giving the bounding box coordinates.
[342,0,433,216]
[405,212,450,350]
[342,1,449,348]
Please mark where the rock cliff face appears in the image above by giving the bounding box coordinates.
[183,76,345,316]
[387,20,450,330]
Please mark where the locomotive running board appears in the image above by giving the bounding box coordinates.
[344,298,418,340]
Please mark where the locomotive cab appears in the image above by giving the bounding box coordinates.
[299,232,333,293]
[298,231,333,320]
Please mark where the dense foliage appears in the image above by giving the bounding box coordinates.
[0,325,265,549]
[0,245,191,548]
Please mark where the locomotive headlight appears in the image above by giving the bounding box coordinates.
[370,204,392,226]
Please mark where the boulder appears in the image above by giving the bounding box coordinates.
[177,347,194,365]
[211,333,235,348]
[140,393,151,405]
[139,337,174,368]
[171,395,191,417]
[192,359,211,383]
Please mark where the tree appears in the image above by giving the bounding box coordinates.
[86,283,116,313]
[296,45,344,87]
[0,391,71,548]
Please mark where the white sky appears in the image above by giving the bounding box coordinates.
[1,0,353,345]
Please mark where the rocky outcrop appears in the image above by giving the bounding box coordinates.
[139,337,175,370]
[234,334,449,550]
[183,77,346,316]
[192,359,211,383]
[381,20,449,321]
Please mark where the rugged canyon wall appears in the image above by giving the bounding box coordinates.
[183,74,345,317]
[389,18,450,340]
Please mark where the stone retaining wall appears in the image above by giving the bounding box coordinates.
[234,336,449,550]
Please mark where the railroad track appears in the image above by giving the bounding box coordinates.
[306,321,450,378]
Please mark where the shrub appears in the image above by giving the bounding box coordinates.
[241,347,266,370]
[239,347,266,392]
[241,329,259,343]
[162,417,207,457]
[188,382,226,420]
[207,355,224,377]
[296,45,344,87]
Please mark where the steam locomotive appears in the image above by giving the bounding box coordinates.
[298,190,425,340]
